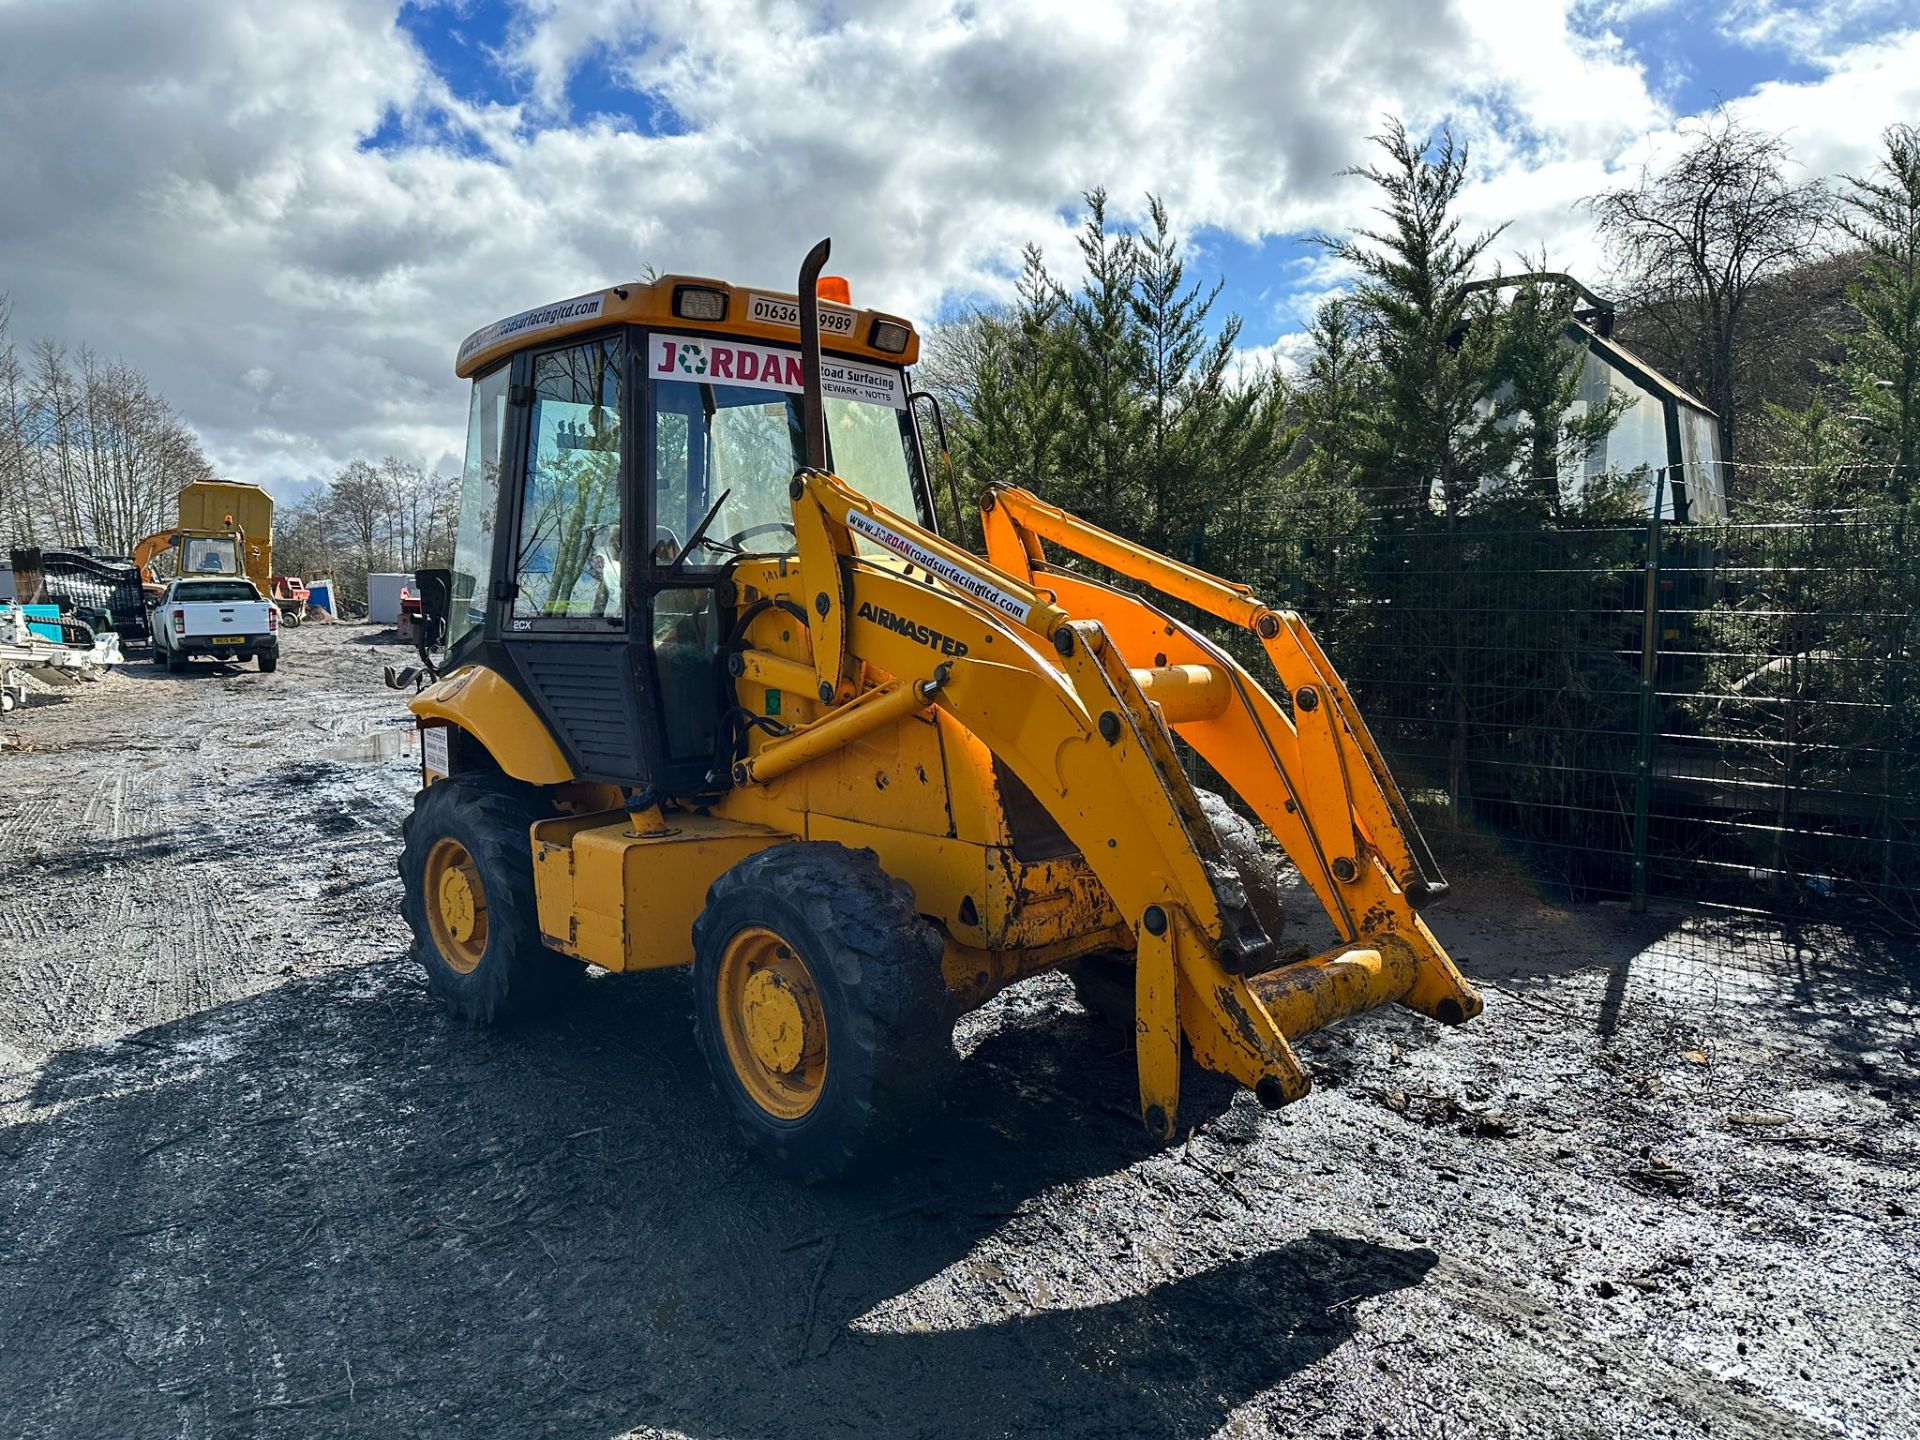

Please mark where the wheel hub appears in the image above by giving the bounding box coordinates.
[715,927,828,1119]
[423,837,488,975]
[741,969,808,1073]
[438,866,479,942]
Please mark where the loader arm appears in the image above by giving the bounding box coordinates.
[744,467,1480,1136]
[977,484,1479,1025]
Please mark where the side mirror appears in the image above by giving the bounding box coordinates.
[413,568,451,649]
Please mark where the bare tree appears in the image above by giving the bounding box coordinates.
[0,325,213,553]
[69,351,212,552]
[0,298,35,544]
[377,457,460,572]
[31,339,83,542]
[269,458,459,605]
[1588,114,1830,459]
[327,459,387,579]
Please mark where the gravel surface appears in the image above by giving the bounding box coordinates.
[0,626,1914,1439]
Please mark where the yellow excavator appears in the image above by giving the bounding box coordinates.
[399,241,1480,1179]
[130,480,276,597]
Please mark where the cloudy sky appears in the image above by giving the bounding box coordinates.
[1,0,1915,497]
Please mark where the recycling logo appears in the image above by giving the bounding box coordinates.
[677,343,708,376]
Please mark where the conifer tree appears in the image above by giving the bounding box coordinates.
[1323,119,1518,519]
[1058,190,1146,532]
[1835,124,1920,507]
[1494,271,1634,518]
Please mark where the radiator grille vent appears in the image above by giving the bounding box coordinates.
[514,645,646,781]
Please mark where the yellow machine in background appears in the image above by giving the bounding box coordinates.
[133,480,274,594]
[398,242,1481,1180]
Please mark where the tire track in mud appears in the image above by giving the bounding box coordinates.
[2,627,1916,1440]
[0,633,417,1435]
[0,630,416,1059]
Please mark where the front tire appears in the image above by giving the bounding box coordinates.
[399,775,583,1023]
[691,843,955,1182]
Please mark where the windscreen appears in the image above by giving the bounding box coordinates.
[647,332,921,566]
[175,581,259,603]
[447,364,510,646]
[181,537,241,576]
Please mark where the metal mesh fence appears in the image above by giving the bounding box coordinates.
[1190,466,1920,933]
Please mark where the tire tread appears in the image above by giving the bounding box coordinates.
[399,776,582,1023]
[691,843,954,1182]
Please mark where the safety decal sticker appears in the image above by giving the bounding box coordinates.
[422,725,450,777]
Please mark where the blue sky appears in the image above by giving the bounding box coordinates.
[1,0,1916,488]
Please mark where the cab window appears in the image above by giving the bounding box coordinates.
[448,363,509,648]
[822,393,918,521]
[514,337,624,620]
[649,372,923,567]
[652,384,806,565]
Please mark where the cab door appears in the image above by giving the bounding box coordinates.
[496,332,656,783]
[640,367,749,795]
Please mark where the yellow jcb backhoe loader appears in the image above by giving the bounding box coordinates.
[398,241,1481,1180]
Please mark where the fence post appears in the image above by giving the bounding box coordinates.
[1630,468,1666,913]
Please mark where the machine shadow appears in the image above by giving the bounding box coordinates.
[0,961,1419,1438]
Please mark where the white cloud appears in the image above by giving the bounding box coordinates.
[1717,0,1909,57]
[1725,26,1920,182]
[1226,333,1316,385]
[0,0,1913,498]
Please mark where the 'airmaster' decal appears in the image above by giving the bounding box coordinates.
[856,601,970,657]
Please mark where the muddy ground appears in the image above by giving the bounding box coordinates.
[0,625,1914,1439]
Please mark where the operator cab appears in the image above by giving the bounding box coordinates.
[442,274,934,792]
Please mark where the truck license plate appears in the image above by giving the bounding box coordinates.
[211,635,245,645]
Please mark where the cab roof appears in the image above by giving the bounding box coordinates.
[454,272,920,379]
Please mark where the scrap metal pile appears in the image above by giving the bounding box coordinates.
[0,600,123,713]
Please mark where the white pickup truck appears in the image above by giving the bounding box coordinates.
[149,578,280,673]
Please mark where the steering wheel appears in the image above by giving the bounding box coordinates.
[724,521,798,551]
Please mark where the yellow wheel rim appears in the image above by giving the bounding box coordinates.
[716,926,828,1120]
[424,836,488,975]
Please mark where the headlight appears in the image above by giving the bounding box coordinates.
[869,320,911,354]
[674,286,728,322]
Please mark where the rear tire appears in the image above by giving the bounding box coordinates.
[691,843,955,1182]
[399,775,584,1023]
[258,651,278,673]
[164,646,185,673]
